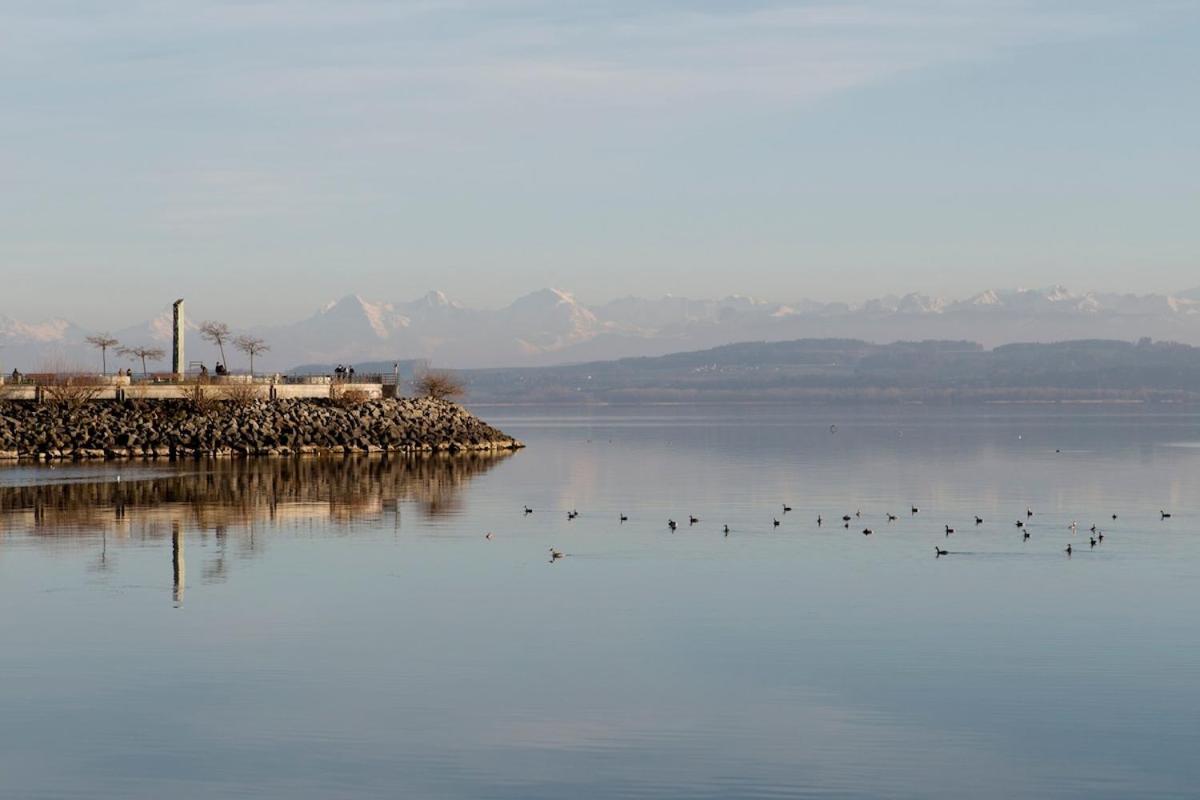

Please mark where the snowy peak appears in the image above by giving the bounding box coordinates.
[507,287,585,312]
[1041,284,1073,302]
[967,289,1003,306]
[420,290,451,307]
[952,286,1151,314]
[313,295,406,339]
[503,288,598,350]
[855,293,947,314]
[404,290,462,311]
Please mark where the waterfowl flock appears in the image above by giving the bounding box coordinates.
[521,503,1175,561]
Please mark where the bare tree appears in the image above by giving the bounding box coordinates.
[235,335,269,376]
[85,333,120,375]
[414,370,465,401]
[118,345,166,378]
[199,321,231,370]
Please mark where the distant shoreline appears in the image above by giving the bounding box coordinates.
[468,393,1200,407]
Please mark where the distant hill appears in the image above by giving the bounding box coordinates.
[454,337,1200,403]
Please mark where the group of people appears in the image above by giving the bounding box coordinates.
[197,363,228,379]
[334,365,355,380]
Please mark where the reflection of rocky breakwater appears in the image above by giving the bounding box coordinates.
[0,398,522,460]
[0,453,511,536]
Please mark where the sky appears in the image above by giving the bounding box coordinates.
[2,0,1198,328]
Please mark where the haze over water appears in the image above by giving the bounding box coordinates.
[2,405,1199,799]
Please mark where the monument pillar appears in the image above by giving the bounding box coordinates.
[172,299,185,379]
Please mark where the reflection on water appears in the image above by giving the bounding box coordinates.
[0,453,511,533]
[0,454,510,605]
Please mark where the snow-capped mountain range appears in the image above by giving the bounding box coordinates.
[5,285,1200,373]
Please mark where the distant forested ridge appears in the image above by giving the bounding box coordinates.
[449,338,1200,403]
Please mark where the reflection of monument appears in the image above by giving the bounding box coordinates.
[172,521,185,605]
[172,299,185,379]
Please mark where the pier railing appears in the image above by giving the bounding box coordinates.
[0,372,397,401]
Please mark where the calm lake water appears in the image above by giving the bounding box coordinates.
[2,404,1199,799]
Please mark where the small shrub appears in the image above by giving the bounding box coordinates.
[187,383,221,413]
[331,384,371,407]
[42,374,106,415]
[219,382,264,406]
[413,370,466,401]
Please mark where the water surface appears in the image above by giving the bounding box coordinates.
[2,405,1198,799]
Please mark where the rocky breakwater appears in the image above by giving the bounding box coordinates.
[0,398,523,461]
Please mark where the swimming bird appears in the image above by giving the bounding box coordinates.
[782,504,792,513]
[1112,513,1118,520]
[975,516,984,525]
[689,515,700,525]
[524,505,533,514]
[1098,532,1104,543]
[1069,521,1077,531]
[1027,507,1034,518]
[567,510,578,520]
[911,506,919,515]
[842,515,852,522]
[1090,536,1096,548]
[887,513,897,522]
[1161,510,1172,519]
[1016,520,1025,529]
[774,518,781,528]
[855,510,861,518]
[1090,524,1097,533]
[1023,530,1030,541]
[1065,543,1072,556]
[723,525,730,536]
[935,546,948,557]
[485,532,494,540]
[945,525,954,536]
[817,515,823,526]
[549,547,563,559]
[619,514,628,522]
[668,519,677,531]
[862,528,873,536]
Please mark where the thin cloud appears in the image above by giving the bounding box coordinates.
[3,1,1181,114]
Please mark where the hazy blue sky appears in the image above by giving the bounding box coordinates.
[2,0,1198,327]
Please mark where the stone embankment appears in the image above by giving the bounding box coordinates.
[0,398,523,461]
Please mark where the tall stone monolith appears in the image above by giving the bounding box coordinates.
[172,299,185,379]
